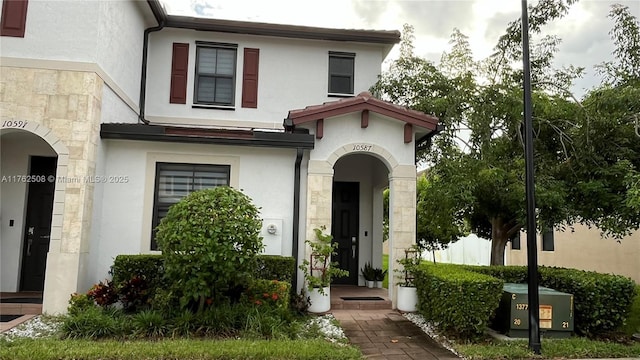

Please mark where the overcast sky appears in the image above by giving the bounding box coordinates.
[161,0,639,98]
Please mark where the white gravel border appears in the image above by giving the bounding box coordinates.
[2,313,348,344]
[403,312,464,358]
[305,314,348,343]
[0,316,62,341]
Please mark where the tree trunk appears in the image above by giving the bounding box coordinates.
[490,217,510,266]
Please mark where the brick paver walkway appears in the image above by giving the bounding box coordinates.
[332,309,461,360]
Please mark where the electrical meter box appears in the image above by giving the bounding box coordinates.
[491,283,574,338]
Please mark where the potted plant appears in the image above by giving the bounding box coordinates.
[373,267,387,288]
[299,226,349,313]
[396,245,421,312]
[361,262,376,288]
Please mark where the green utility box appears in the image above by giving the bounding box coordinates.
[491,283,574,338]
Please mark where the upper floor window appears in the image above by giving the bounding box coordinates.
[151,162,230,250]
[328,51,355,95]
[194,42,237,106]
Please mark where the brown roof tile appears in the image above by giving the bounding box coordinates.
[286,91,439,130]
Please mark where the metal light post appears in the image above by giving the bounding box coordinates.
[521,0,541,354]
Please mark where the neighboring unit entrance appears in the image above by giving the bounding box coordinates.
[20,156,57,291]
[331,181,359,285]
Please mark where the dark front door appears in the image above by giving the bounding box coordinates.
[20,156,57,291]
[331,182,359,285]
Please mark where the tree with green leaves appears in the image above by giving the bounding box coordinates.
[373,2,640,265]
[156,187,263,311]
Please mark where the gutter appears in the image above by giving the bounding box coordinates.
[138,21,165,124]
[100,123,314,149]
[415,124,445,153]
[291,148,304,292]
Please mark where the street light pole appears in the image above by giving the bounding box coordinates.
[521,0,541,354]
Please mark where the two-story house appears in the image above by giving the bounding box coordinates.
[0,0,440,313]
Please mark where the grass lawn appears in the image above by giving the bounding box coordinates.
[0,338,362,360]
[453,337,640,359]
[382,254,389,288]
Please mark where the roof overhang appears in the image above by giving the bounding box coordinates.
[285,91,439,130]
[284,92,439,144]
[100,123,314,149]
[147,1,400,47]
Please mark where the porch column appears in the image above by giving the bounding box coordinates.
[388,164,417,309]
[303,160,334,262]
[0,68,105,314]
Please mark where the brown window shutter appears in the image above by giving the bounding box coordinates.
[1,0,29,38]
[241,48,259,108]
[170,43,189,104]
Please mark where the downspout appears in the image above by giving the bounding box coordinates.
[138,21,165,124]
[291,147,304,292]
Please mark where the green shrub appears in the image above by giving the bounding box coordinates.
[110,254,163,287]
[87,280,118,307]
[67,293,97,316]
[462,265,637,337]
[194,303,250,337]
[463,265,528,284]
[190,303,296,339]
[415,263,503,338]
[111,254,163,312]
[241,306,293,339]
[169,310,197,337]
[538,267,636,336]
[256,255,296,283]
[62,307,128,339]
[131,310,168,338]
[243,279,291,310]
[107,254,294,313]
[155,187,263,311]
[620,284,640,336]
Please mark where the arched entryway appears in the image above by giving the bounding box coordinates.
[332,153,389,286]
[287,92,439,308]
[0,127,68,295]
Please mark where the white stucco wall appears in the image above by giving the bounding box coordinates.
[95,0,149,105]
[145,28,386,128]
[100,84,138,124]
[310,113,416,166]
[86,139,298,284]
[0,131,57,291]
[0,1,99,63]
[0,0,150,108]
[86,137,107,290]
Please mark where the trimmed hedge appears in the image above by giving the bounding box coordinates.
[111,254,164,286]
[462,265,528,284]
[109,254,295,310]
[462,264,637,336]
[414,263,503,338]
[538,267,637,336]
[111,254,295,284]
[256,255,296,284]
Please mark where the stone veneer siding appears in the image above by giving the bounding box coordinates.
[0,67,102,314]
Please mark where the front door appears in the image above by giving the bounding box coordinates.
[20,156,56,291]
[331,182,359,285]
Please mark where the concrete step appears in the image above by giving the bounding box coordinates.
[331,299,392,310]
[0,303,42,315]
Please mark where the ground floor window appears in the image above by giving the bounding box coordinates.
[151,162,230,250]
